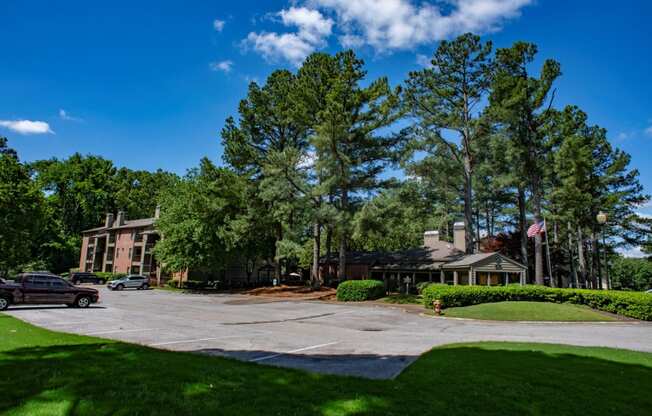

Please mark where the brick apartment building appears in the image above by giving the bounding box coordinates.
[79,208,161,280]
[80,207,277,287]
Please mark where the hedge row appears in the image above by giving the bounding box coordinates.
[95,272,127,281]
[421,284,652,320]
[336,280,386,301]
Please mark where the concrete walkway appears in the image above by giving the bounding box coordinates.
[6,288,652,379]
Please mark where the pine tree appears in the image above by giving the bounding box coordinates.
[405,33,493,254]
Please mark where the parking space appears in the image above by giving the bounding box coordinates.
[6,287,652,379]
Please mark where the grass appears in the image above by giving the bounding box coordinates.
[1,314,651,415]
[381,293,421,304]
[443,301,619,321]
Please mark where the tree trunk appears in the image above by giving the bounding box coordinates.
[518,186,529,282]
[475,209,481,251]
[275,223,282,281]
[325,225,332,281]
[311,221,321,288]
[338,186,348,280]
[566,222,576,288]
[577,227,587,288]
[463,158,474,254]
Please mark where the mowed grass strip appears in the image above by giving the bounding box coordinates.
[443,301,619,321]
[1,313,651,415]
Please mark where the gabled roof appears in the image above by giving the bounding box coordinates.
[442,252,526,269]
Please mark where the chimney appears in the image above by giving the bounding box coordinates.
[116,211,126,226]
[453,222,466,252]
[423,230,440,249]
[154,205,161,219]
[105,213,114,228]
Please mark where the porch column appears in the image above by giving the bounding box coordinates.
[504,273,509,286]
[520,270,526,285]
[453,271,458,286]
[440,270,445,284]
[487,272,491,286]
[470,268,475,285]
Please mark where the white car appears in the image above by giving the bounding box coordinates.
[107,275,149,291]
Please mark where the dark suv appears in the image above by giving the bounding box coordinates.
[0,272,99,310]
[70,272,106,285]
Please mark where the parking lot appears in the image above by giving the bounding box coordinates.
[6,287,652,379]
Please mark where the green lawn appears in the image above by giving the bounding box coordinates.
[443,301,619,321]
[1,314,651,415]
[381,293,421,304]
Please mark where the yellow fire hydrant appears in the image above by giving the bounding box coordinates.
[433,299,442,316]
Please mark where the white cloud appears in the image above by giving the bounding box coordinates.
[298,150,317,169]
[416,53,433,68]
[59,109,83,122]
[244,7,333,65]
[616,246,648,259]
[209,60,233,73]
[616,132,629,140]
[213,19,225,32]
[0,119,54,135]
[309,0,531,51]
[644,125,652,137]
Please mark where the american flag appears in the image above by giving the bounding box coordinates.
[527,221,546,238]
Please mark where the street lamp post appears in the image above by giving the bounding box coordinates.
[596,211,610,290]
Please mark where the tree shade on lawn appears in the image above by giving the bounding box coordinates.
[443,301,618,321]
[1,314,651,415]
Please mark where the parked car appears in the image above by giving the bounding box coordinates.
[70,272,106,285]
[646,289,652,294]
[0,272,99,310]
[107,275,149,291]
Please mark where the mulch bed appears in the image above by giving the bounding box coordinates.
[244,284,336,300]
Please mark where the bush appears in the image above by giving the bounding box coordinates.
[95,272,126,281]
[421,284,652,321]
[184,280,208,290]
[336,279,386,301]
[416,281,435,294]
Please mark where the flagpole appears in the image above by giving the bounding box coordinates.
[543,217,554,286]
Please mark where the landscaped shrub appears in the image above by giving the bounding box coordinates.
[416,281,435,294]
[95,272,127,281]
[184,280,208,290]
[336,279,386,301]
[421,284,652,321]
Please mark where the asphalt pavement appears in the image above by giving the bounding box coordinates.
[6,287,652,379]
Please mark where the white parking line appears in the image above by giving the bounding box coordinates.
[86,328,161,335]
[250,341,340,362]
[150,335,245,346]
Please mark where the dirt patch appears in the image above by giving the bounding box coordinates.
[244,284,336,300]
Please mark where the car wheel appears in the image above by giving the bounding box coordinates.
[141,283,149,290]
[116,284,124,291]
[0,297,10,311]
[75,296,91,308]
[99,279,106,285]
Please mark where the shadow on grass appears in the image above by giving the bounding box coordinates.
[1,340,651,416]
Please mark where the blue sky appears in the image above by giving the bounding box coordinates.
[1,0,651,222]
